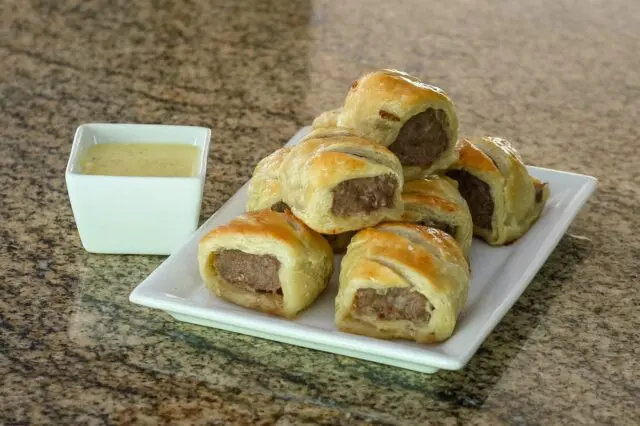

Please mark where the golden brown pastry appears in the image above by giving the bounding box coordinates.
[445,137,549,245]
[335,223,469,343]
[336,69,459,180]
[198,209,333,319]
[400,176,473,257]
[246,147,292,213]
[311,108,343,130]
[246,145,356,253]
[302,124,356,141]
[280,133,404,234]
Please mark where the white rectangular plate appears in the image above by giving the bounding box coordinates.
[130,127,597,373]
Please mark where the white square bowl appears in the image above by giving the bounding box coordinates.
[65,123,212,255]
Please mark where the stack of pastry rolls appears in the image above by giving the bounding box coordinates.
[198,69,549,344]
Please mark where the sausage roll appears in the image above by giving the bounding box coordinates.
[280,133,404,234]
[198,209,334,319]
[337,69,459,180]
[445,137,550,246]
[246,147,292,213]
[400,176,473,257]
[335,223,469,343]
[311,108,343,130]
[246,145,356,253]
[302,124,356,142]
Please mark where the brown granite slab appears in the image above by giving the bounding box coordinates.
[1,0,639,424]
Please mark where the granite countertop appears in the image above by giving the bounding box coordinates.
[2,0,639,424]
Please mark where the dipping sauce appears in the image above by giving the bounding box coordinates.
[80,143,200,177]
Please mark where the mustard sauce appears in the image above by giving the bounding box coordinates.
[80,143,200,177]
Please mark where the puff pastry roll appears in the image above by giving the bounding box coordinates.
[246,147,292,213]
[280,133,404,234]
[400,176,473,257]
[198,209,333,319]
[301,124,356,142]
[445,137,550,246]
[311,108,343,130]
[246,145,356,253]
[335,223,469,343]
[337,69,459,180]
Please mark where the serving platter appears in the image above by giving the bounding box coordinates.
[129,126,597,373]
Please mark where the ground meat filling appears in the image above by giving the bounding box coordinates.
[270,201,289,212]
[388,108,450,167]
[331,174,398,216]
[353,287,432,322]
[534,184,545,203]
[215,250,282,295]
[418,219,456,237]
[446,170,494,230]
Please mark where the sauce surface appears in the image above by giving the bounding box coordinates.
[80,143,200,177]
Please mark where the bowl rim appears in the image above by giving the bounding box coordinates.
[65,122,212,180]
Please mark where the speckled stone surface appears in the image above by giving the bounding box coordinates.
[1,0,639,424]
